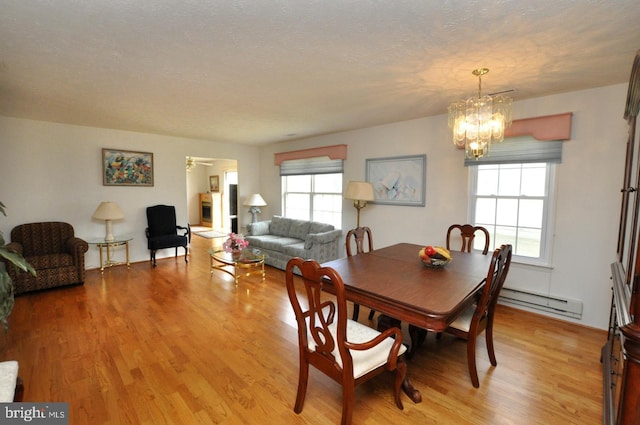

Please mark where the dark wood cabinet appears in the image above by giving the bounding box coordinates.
[603,50,640,425]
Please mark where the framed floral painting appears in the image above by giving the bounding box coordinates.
[102,148,154,186]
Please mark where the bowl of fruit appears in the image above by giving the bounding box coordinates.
[418,245,452,268]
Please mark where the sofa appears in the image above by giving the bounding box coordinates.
[3,222,88,294]
[245,216,342,269]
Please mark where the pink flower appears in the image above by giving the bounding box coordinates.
[223,233,249,253]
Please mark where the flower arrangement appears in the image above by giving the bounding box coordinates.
[223,233,249,253]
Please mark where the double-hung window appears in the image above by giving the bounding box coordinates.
[280,157,343,229]
[467,136,562,266]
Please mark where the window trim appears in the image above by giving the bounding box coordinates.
[468,162,557,267]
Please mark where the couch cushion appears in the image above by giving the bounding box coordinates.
[309,221,334,234]
[288,219,312,239]
[282,242,308,258]
[249,221,271,236]
[26,254,74,270]
[270,216,292,237]
[259,236,302,251]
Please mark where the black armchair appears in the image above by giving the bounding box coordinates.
[145,205,190,267]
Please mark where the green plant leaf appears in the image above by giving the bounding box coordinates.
[0,249,37,276]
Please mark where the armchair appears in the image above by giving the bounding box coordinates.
[145,205,190,267]
[3,222,88,294]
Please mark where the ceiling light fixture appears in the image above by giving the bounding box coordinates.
[186,157,196,171]
[447,68,512,159]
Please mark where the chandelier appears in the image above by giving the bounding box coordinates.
[448,68,512,159]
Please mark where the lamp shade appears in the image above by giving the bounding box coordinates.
[243,194,267,207]
[92,201,124,220]
[344,181,375,201]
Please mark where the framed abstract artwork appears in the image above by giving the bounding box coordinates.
[102,148,154,186]
[365,154,426,206]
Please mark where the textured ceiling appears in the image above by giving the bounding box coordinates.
[0,0,638,145]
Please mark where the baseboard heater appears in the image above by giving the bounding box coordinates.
[499,287,583,319]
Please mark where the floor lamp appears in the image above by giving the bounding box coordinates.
[344,181,375,228]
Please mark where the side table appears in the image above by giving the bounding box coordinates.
[208,249,265,284]
[88,236,133,272]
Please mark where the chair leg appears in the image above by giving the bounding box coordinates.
[393,358,406,410]
[352,303,360,321]
[293,359,309,414]
[340,380,355,425]
[368,309,376,320]
[486,323,497,366]
[184,246,189,263]
[150,250,157,267]
[467,334,480,388]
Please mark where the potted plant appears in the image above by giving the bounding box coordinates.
[0,202,35,332]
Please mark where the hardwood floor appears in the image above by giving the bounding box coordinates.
[0,235,605,424]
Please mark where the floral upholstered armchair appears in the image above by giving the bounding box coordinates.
[2,222,88,294]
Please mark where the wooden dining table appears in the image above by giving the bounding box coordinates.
[321,242,493,403]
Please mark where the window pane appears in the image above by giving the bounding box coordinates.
[477,167,498,195]
[475,198,496,224]
[495,226,517,248]
[519,199,544,228]
[516,227,541,257]
[286,175,311,192]
[498,168,521,196]
[285,194,310,220]
[496,199,518,226]
[314,174,342,193]
[521,166,547,196]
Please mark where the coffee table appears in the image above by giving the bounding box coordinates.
[208,249,265,284]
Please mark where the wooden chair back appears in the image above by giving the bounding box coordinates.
[445,243,512,387]
[345,227,375,320]
[446,224,490,255]
[345,227,373,257]
[285,257,407,424]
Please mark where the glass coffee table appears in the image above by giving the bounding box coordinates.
[208,249,265,284]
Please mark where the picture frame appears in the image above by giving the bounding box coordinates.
[365,154,426,206]
[209,175,220,192]
[102,148,154,186]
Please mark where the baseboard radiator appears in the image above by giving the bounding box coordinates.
[499,287,583,319]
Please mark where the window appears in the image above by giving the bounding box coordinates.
[282,173,343,229]
[469,162,555,265]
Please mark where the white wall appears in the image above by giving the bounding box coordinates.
[258,83,629,330]
[0,117,262,268]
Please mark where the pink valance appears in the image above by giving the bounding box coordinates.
[505,112,573,141]
[274,144,347,165]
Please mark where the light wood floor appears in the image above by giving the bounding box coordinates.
[0,235,605,424]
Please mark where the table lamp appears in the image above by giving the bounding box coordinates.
[344,181,375,228]
[92,201,125,242]
[244,194,267,223]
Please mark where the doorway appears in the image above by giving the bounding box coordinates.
[186,157,238,231]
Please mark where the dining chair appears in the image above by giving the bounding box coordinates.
[285,257,407,425]
[446,224,490,255]
[345,227,376,321]
[442,244,512,388]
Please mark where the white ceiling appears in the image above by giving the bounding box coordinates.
[1,0,638,145]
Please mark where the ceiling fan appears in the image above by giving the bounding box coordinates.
[186,156,213,171]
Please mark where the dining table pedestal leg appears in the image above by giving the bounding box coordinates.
[402,377,422,403]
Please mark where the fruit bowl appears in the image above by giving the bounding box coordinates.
[418,246,452,268]
[421,257,451,269]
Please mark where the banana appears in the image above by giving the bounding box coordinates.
[434,246,452,260]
